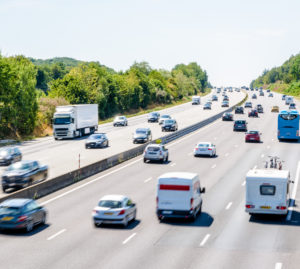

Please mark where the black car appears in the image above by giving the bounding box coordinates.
[223,96,229,101]
[133,128,152,143]
[233,120,247,131]
[2,160,48,193]
[85,133,109,148]
[244,102,252,108]
[248,109,258,117]
[203,103,211,110]
[147,112,160,123]
[256,104,263,113]
[0,199,47,232]
[235,106,244,114]
[259,91,264,96]
[0,147,22,166]
[162,119,178,132]
[222,112,233,121]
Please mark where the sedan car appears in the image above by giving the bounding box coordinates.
[245,131,261,142]
[271,106,279,113]
[85,133,109,148]
[133,128,152,143]
[222,112,233,121]
[259,91,264,96]
[147,112,160,123]
[0,198,47,232]
[212,95,218,101]
[289,103,296,110]
[235,106,244,114]
[143,144,168,163]
[113,116,128,127]
[159,114,171,125]
[92,195,136,227]
[244,102,252,108]
[268,93,273,97]
[0,147,22,166]
[252,94,257,99]
[248,109,258,117]
[223,96,229,101]
[282,95,286,100]
[233,120,247,131]
[2,160,48,193]
[162,119,178,132]
[194,142,216,157]
[203,103,212,109]
[221,101,229,107]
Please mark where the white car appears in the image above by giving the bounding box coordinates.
[159,114,171,125]
[113,116,128,127]
[194,142,216,157]
[92,195,137,227]
[143,144,168,163]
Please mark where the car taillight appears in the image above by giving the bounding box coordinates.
[92,210,99,214]
[118,209,126,215]
[17,215,27,222]
[276,206,286,210]
[190,198,194,210]
[245,204,254,209]
[208,148,212,150]
[195,148,198,150]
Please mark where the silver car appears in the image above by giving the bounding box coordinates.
[113,116,128,126]
[143,144,169,163]
[159,115,171,125]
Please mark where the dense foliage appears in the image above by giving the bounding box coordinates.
[251,53,300,96]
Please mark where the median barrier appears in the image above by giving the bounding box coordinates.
[0,92,247,203]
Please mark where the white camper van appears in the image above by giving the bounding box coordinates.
[245,169,291,215]
[156,172,205,220]
[192,96,201,105]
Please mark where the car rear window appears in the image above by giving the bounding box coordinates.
[260,185,276,196]
[235,121,245,124]
[98,200,122,208]
[0,206,21,215]
[198,144,210,147]
[248,131,258,134]
[147,147,160,152]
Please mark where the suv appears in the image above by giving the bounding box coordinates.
[143,144,168,163]
[235,106,244,114]
[162,119,178,132]
[113,116,128,126]
[233,120,247,131]
[244,102,252,108]
[256,104,263,113]
[222,112,233,121]
[0,147,22,166]
[159,115,171,125]
[252,94,257,99]
[248,109,258,117]
[133,128,152,143]
[148,112,160,123]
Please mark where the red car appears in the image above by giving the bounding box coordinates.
[245,131,261,142]
[248,109,258,117]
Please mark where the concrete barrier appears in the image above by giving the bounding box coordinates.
[0,92,248,203]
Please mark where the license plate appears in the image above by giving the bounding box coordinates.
[1,216,13,221]
[149,152,156,155]
[260,206,271,209]
[200,149,206,151]
[162,211,172,214]
[104,212,113,215]
[250,138,255,140]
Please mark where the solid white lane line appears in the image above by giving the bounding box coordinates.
[144,177,152,183]
[286,161,300,221]
[171,163,176,167]
[211,164,217,169]
[122,233,136,244]
[200,234,210,247]
[225,153,229,157]
[47,229,66,241]
[225,202,233,210]
[261,154,264,158]
[275,262,282,269]
[242,181,246,186]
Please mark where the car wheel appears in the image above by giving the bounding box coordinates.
[85,145,88,149]
[26,220,34,233]
[106,141,109,147]
[41,213,47,225]
[132,210,137,221]
[123,216,129,227]
[143,158,147,163]
[94,222,101,228]
[2,186,7,193]
[43,173,47,181]
[166,155,169,162]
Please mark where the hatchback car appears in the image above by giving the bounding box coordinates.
[248,109,258,117]
[147,112,160,123]
[133,128,152,143]
[259,91,264,96]
[0,198,47,232]
[92,195,136,227]
[212,95,218,101]
[221,101,229,107]
[203,103,212,109]
[268,93,273,97]
[245,131,261,143]
[289,103,296,110]
[244,102,252,108]
[194,142,216,157]
[143,144,168,163]
[233,120,247,131]
[113,116,128,127]
[271,106,279,113]
[161,119,178,132]
[256,104,263,113]
[223,96,229,101]
[85,133,109,148]
[0,147,22,166]
[282,95,286,100]
[267,89,270,92]
[252,94,257,99]
[235,106,244,114]
[159,115,171,125]
[222,112,233,121]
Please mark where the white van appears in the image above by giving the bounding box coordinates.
[156,172,205,220]
[285,96,294,105]
[192,96,201,105]
[245,169,291,215]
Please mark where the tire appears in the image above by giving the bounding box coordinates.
[26,220,34,233]
[143,158,147,163]
[106,141,109,147]
[43,173,47,181]
[132,210,136,221]
[54,137,58,141]
[123,216,128,227]
[94,222,101,228]
[41,213,46,225]
[2,186,7,193]
[166,155,169,162]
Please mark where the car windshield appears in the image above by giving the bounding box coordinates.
[0,149,10,156]
[53,117,71,125]
[98,200,122,208]
[161,115,170,119]
[7,162,31,171]
[164,120,174,124]
[136,130,147,134]
[147,146,160,152]
[225,113,231,116]
[235,121,245,124]
[0,206,21,215]
[248,131,258,134]
[117,116,125,120]
[88,134,103,140]
[198,144,210,147]
[149,113,158,117]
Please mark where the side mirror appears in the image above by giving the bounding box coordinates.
[200,187,206,194]
[131,203,136,207]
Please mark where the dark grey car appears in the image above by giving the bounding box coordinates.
[85,133,109,148]
[148,112,160,123]
[0,147,22,166]
[2,160,48,193]
[162,119,178,132]
[233,120,247,131]
[0,199,47,232]
[133,128,152,143]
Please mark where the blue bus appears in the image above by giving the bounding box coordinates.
[278,110,300,140]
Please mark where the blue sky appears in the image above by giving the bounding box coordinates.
[0,0,299,86]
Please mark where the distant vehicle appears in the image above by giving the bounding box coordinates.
[256,104,263,113]
[289,103,296,110]
[143,144,168,163]
[53,104,98,140]
[221,101,229,107]
[194,142,216,157]
[259,91,264,96]
[0,147,22,166]
[113,116,128,126]
[271,106,279,113]
[245,168,291,216]
[285,96,294,105]
[212,95,218,101]
[245,131,261,142]
[222,112,233,121]
[156,172,205,221]
[92,195,137,227]
[217,89,221,94]
[159,114,171,125]
[2,160,48,193]
[235,106,244,114]
[147,112,160,123]
[85,133,109,148]
[252,94,257,99]
[206,98,212,104]
[282,95,286,100]
[248,109,258,117]
[161,119,178,132]
[268,93,273,97]
[233,120,247,131]
[203,103,212,109]
[278,110,300,140]
[192,96,201,105]
[223,95,229,101]
[0,198,47,232]
[133,128,152,143]
[250,88,254,91]
[244,102,252,108]
[267,89,270,92]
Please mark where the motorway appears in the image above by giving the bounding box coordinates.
[0,90,245,198]
[0,90,300,269]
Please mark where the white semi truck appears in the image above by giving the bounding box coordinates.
[53,104,98,140]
